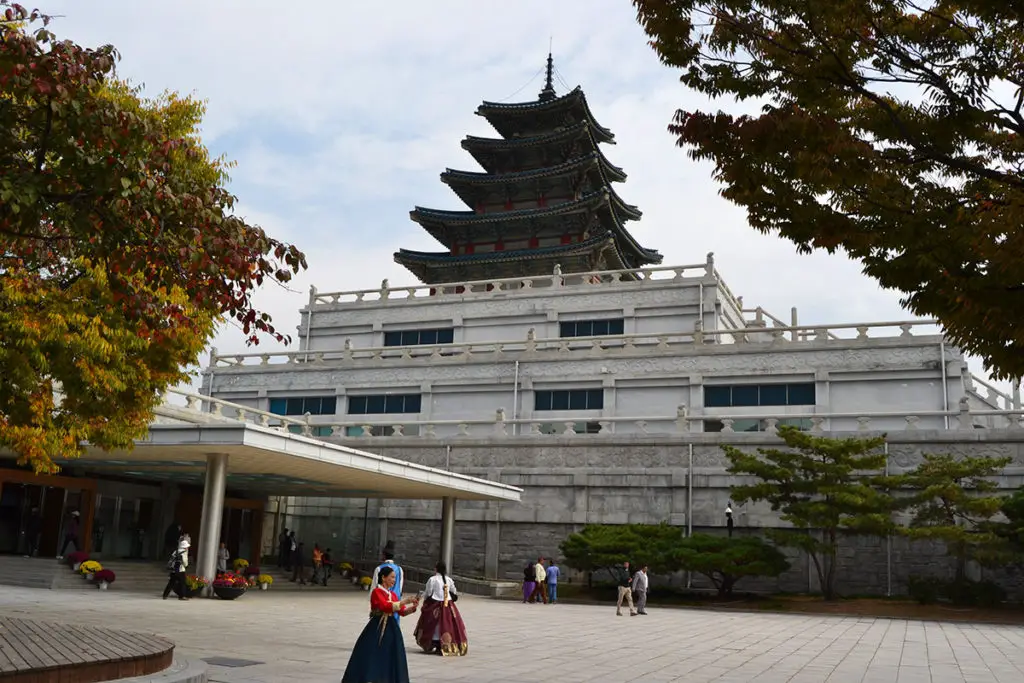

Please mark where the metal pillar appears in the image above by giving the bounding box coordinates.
[196,453,229,595]
[439,497,456,572]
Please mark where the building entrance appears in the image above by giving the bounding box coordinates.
[0,470,97,556]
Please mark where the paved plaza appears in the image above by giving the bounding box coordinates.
[0,586,1022,683]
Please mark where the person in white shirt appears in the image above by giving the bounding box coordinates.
[633,564,650,615]
[412,561,469,657]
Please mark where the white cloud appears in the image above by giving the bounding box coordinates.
[39,0,1014,395]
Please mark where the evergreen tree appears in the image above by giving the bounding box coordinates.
[723,427,893,599]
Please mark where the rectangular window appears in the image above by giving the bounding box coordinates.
[347,394,422,415]
[534,389,603,411]
[344,425,420,437]
[268,396,337,416]
[703,418,812,433]
[383,328,455,346]
[559,318,625,338]
[702,383,815,408]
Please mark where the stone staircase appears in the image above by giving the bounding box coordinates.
[0,556,61,590]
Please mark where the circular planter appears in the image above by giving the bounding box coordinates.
[260,583,269,591]
[85,573,94,582]
[72,562,81,572]
[98,581,109,591]
[213,585,246,601]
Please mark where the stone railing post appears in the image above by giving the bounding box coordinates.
[957,397,972,430]
[302,413,313,436]
[525,328,537,353]
[675,404,689,433]
[763,418,778,435]
[720,418,735,433]
[494,408,507,435]
[704,251,715,277]
[379,278,390,300]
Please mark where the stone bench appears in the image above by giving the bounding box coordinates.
[0,617,174,683]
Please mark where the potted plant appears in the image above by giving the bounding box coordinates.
[67,551,89,572]
[79,560,102,580]
[256,574,274,591]
[244,565,261,578]
[338,562,353,579]
[94,569,116,590]
[232,558,249,574]
[213,573,248,600]
[183,575,208,598]
[359,575,372,591]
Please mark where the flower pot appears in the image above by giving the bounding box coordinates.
[260,583,268,591]
[98,581,109,591]
[363,584,370,591]
[85,573,94,582]
[213,585,246,601]
[72,563,81,572]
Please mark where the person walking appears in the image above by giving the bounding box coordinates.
[311,543,323,585]
[413,561,469,656]
[291,541,307,584]
[322,547,333,586]
[545,559,561,604]
[633,564,649,615]
[162,535,190,601]
[615,560,637,616]
[341,566,418,683]
[216,541,229,574]
[370,541,404,621]
[277,528,290,568]
[57,510,80,558]
[521,562,536,603]
[23,507,41,557]
[530,557,548,604]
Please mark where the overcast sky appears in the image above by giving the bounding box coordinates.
[42,0,1003,391]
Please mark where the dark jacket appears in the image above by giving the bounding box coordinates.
[615,565,633,588]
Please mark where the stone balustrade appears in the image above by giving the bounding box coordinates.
[163,389,1024,438]
[968,372,1018,410]
[209,318,940,368]
[308,260,714,307]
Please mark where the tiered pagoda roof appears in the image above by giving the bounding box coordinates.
[395,55,662,285]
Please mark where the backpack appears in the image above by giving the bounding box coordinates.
[166,551,179,572]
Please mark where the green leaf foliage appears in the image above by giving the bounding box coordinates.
[723,426,893,599]
[559,523,684,577]
[894,453,1012,579]
[633,0,1024,379]
[671,533,790,596]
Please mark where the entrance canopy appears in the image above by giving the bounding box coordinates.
[69,421,521,502]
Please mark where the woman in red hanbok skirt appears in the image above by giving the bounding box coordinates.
[341,567,419,683]
[412,561,469,656]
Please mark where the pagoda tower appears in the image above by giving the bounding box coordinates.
[394,55,662,284]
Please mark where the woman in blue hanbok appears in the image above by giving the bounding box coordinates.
[342,566,419,683]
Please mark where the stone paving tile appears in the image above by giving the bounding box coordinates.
[0,585,1022,682]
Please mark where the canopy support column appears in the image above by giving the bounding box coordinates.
[439,497,456,572]
[196,453,229,596]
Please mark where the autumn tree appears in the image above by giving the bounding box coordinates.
[633,0,1024,379]
[671,533,790,597]
[723,427,893,599]
[895,454,1012,582]
[0,4,306,472]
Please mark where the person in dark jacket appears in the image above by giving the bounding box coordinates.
[24,507,42,557]
[58,510,80,558]
[291,541,307,584]
[277,528,290,568]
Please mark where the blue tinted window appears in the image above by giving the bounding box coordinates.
[759,384,788,406]
[269,398,287,415]
[383,328,455,346]
[535,389,603,411]
[787,383,816,405]
[347,394,422,415]
[559,319,625,338]
[704,386,732,408]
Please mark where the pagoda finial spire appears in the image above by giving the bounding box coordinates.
[538,50,556,102]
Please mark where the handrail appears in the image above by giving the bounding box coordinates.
[209,319,941,368]
[308,261,712,306]
[159,389,1022,436]
[969,374,1015,410]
